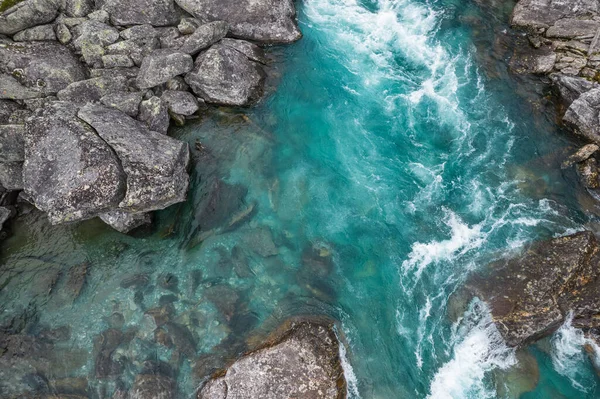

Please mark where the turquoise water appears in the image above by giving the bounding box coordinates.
[2,0,600,397]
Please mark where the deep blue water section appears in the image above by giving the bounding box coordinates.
[1,0,600,398]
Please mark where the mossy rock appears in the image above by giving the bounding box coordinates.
[0,0,23,13]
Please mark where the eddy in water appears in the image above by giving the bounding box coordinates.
[1,0,600,397]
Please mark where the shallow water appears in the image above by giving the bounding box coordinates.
[2,0,600,398]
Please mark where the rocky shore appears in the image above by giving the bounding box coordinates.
[0,0,299,234]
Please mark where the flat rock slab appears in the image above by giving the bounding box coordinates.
[512,0,600,28]
[102,0,180,27]
[198,318,346,399]
[137,49,193,89]
[546,18,600,39]
[462,232,600,347]
[23,102,125,224]
[564,87,600,144]
[175,0,301,43]
[77,103,189,213]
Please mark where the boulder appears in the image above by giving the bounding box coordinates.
[106,38,160,67]
[178,21,228,56]
[99,209,151,233]
[220,38,267,64]
[185,41,265,106]
[138,96,169,134]
[0,206,13,231]
[57,75,128,104]
[0,162,23,190]
[129,373,176,399]
[577,157,600,188]
[198,318,346,399]
[136,49,193,89]
[161,90,198,116]
[174,0,301,43]
[0,40,87,96]
[546,18,600,39]
[72,20,120,50]
[100,91,143,117]
[102,54,135,68]
[0,0,61,35]
[511,0,600,28]
[64,0,93,17]
[102,0,180,27]
[0,100,22,124]
[562,143,599,169]
[23,102,125,224]
[564,87,600,144]
[462,232,600,347]
[77,103,189,213]
[13,24,56,41]
[0,124,25,162]
[120,24,159,41]
[509,45,556,75]
[551,74,597,106]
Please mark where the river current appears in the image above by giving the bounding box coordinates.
[2,0,600,398]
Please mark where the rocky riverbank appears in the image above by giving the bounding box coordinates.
[0,0,299,234]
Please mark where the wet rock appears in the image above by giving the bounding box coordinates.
[301,242,335,278]
[551,74,597,106]
[159,294,179,306]
[161,90,198,116]
[120,274,150,289]
[564,87,600,144]
[509,45,556,74]
[100,91,144,117]
[77,103,189,213]
[165,322,196,358]
[121,24,159,41]
[13,24,56,41]
[0,124,24,162]
[462,231,600,347]
[0,0,61,35]
[177,21,228,56]
[174,0,301,43]
[136,49,193,89]
[0,205,14,231]
[23,102,125,224]
[138,96,169,134]
[99,210,151,233]
[242,227,278,257]
[155,327,173,348]
[511,0,600,28]
[0,334,53,358]
[145,304,175,327]
[57,76,128,104]
[95,328,124,379]
[0,40,87,96]
[38,325,70,343]
[65,262,88,301]
[157,273,179,292]
[106,312,125,329]
[204,284,239,319]
[198,318,346,399]
[562,144,599,169]
[185,41,265,106]
[129,373,176,399]
[192,178,247,233]
[102,0,180,27]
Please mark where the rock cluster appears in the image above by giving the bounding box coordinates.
[460,231,600,347]
[0,0,300,233]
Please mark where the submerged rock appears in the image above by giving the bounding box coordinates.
[562,143,599,169]
[130,373,176,399]
[174,0,301,43]
[185,41,265,106]
[99,209,151,233]
[23,102,125,224]
[77,103,189,213]
[462,231,600,347]
[198,318,346,399]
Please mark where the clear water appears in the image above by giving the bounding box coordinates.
[1,0,600,398]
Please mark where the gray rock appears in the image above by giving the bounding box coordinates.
[100,91,143,117]
[0,74,41,100]
[106,38,160,66]
[577,157,600,188]
[551,73,597,105]
[0,100,21,124]
[178,21,228,56]
[0,124,24,162]
[57,75,128,104]
[220,38,267,64]
[0,162,23,190]
[0,40,87,96]
[460,232,600,346]
[562,143,599,169]
[102,54,135,68]
[120,24,159,41]
[198,318,346,399]
[157,26,184,48]
[174,0,301,43]
[13,24,56,41]
[511,0,600,28]
[185,41,265,106]
[77,103,189,213]
[178,17,201,35]
[102,0,180,27]
[136,49,193,89]
[546,18,600,39]
[55,22,72,44]
[88,9,110,23]
[22,95,57,111]
[129,373,175,399]
[99,209,151,233]
[23,102,125,224]
[0,206,14,231]
[138,96,170,134]
[64,0,93,17]
[72,20,120,50]
[165,76,188,91]
[161,90,198,116]
[564,87,600,144]
[0,0,61,35]
[90,66,140,80]
[7,109,32,124]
